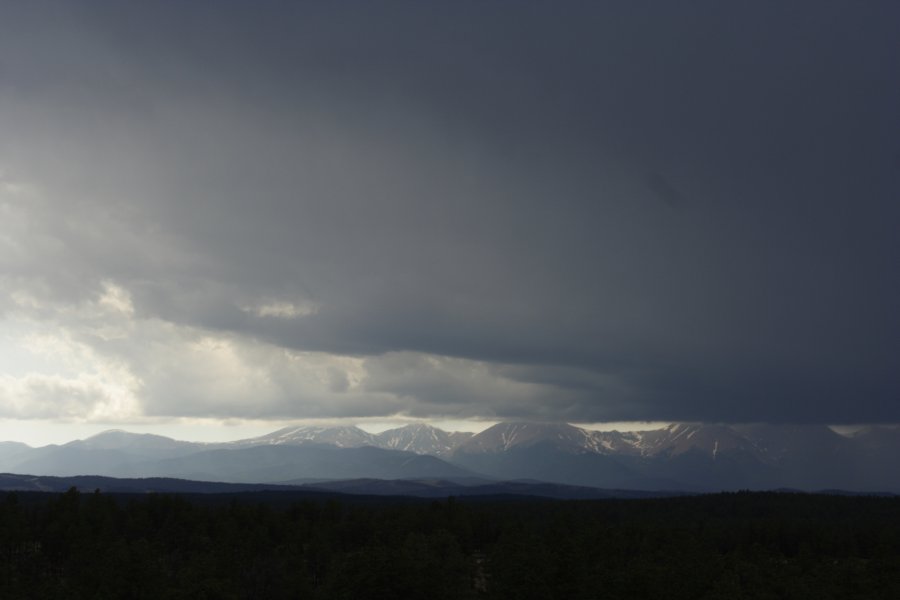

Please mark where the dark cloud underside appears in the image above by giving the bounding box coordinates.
[0,1,897,424]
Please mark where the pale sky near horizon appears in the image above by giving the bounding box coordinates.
[1,1,898,444]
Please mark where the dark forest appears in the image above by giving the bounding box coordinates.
[0,489,898,599]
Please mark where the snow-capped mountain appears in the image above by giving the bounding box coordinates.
[228,425,378,448]
[227,424,474,458]
[453,422,760,459]
[373,423,472,458]
[0,422,896,492]
[457,422,611,454]
[452,421,900,492]
[629,423,759,458]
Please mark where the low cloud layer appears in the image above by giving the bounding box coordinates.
[0,1,898,427]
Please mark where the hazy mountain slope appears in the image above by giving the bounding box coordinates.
[9,447,162,478]
[0,441,31,463]
[451,423,669,490]
[452,422,900,492]
[731,424,862,490]
[139,444,474,483]
[70,430,201,452]
[0,431,210,478]
[845,426,900,491]
[852,425,900,456]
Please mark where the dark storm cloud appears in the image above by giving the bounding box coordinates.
[0,1,897,424]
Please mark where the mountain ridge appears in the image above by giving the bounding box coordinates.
[0,422,896,493]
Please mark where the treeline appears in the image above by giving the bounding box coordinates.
[0,489,898,599]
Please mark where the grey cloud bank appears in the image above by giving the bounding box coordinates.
[0,1,898,428]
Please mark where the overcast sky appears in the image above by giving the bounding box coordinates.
[1,1,898,444]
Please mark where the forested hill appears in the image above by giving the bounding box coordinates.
[0,489,898,598]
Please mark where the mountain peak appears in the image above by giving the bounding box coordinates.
[230,425,377,448]
[73,430,186,450]
[458,422,600,454]
[374,423,472,457]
